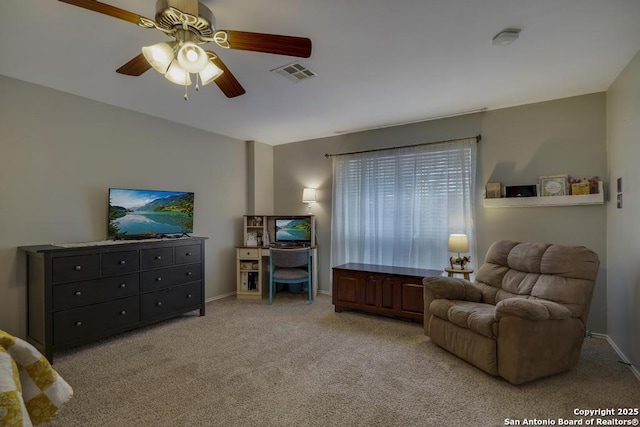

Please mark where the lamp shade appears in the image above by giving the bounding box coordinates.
[176,42,209,73]
[448,234,469,253]
[165,59,192,86]
[199,57,223,86]
[302,188,317,203]
[142,42,175,74]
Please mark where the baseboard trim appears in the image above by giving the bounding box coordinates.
[590,332,640,381]
[205,291,236,303]
[318,290,332,296]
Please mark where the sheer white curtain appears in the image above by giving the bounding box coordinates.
[330,138,477,270]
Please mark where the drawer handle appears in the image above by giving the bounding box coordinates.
[74,291,82,296]
[119,283,126,288]
[187,294,193,298]
[120,310,126,315]
[156,277,162,282]
[119,260,126,265]
[74,265,82,271]
[75,321,82,327]
[155,255,162,260]
[185,252,191,256]
[186,271,192,276]
[156,302,162,306]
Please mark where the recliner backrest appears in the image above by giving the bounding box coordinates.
[474,240,599,324]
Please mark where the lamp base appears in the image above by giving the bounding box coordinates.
[449,255,471,270]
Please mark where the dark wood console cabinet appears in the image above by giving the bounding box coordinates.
[332,263,442,323]
[19,237,207,362]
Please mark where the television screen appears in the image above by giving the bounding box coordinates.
[274,217,311,243]
[108,188,194,238]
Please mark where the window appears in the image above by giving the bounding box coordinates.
[331,137,476,270]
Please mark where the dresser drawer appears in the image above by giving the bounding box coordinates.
[141,247,174,269]
[101,250,140,276]
[53,273,140,311]
[237,248,259,258]
[53,296,140,345]
[142,282,202,321]
[141,264,202,292]
[175,244,201,265]
[52,254,100,284]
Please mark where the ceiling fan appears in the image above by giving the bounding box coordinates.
[58,0,312,98]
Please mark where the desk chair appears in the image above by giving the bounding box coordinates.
[269,247,311,305]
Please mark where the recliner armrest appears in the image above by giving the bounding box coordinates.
[422,276,482,302]
[495,298,572,321]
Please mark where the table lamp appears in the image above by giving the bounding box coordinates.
[448,234,471,270]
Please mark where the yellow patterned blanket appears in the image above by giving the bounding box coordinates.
[0,330,73,426]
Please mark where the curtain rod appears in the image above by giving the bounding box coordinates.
[324,134,481,159]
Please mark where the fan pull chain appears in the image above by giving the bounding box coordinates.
[184,85,189,101]
[195,74,200,92]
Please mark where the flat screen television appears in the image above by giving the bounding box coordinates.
[274,217,312,244]
[108,188,194,239]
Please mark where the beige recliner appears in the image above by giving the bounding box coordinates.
[423,240,599,384]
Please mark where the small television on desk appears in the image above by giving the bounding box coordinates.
[274,217,312,245]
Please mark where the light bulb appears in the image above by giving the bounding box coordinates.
[176,42,208,73]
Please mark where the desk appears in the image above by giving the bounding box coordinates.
[236,246,318,300]
[332,263,442,323]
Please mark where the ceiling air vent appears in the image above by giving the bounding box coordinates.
[271,62,317,83]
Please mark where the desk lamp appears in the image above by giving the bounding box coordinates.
[448,234,471,270]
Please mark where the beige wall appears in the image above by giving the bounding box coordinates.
[274,93,608,333]
[606,49,640,370]
[247,141,274,215]
[0,75,247,337]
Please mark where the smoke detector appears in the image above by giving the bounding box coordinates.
[492,29,521,46]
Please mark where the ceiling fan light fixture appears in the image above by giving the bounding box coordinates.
[141,42,175,74]
[176,42,208,73]
[199,54,223,86]
[165,60,192,86]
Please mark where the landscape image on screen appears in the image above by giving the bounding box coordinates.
[275,218,311,242]
[108,188,194,238]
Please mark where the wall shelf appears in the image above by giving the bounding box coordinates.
[483,181,604,208]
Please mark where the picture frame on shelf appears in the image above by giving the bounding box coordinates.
[539,174,568,197]
[485,182,502,199]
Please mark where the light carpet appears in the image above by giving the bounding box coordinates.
[45,294,640,427]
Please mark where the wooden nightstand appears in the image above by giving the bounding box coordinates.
[445,267,473,281]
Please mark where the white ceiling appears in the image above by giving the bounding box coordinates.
[1,0,639,145]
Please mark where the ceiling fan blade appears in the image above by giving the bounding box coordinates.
[223,30,312,58]
[58,0,145,25]
[166,0,199,16]
[116,54,151,76]
[207,52,246,98]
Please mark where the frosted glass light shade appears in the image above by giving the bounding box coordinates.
[302,188,317,203]
[165,60,192,86]
[176,42,208,73]
[141,42,175,74]
[199,60,223,85]
[448,234,468,253]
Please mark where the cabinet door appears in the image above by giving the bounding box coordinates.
[399,279,424,315]
[333,270,361,305]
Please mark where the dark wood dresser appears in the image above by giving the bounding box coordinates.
[19,237,206,362]
[332,263,442,323]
